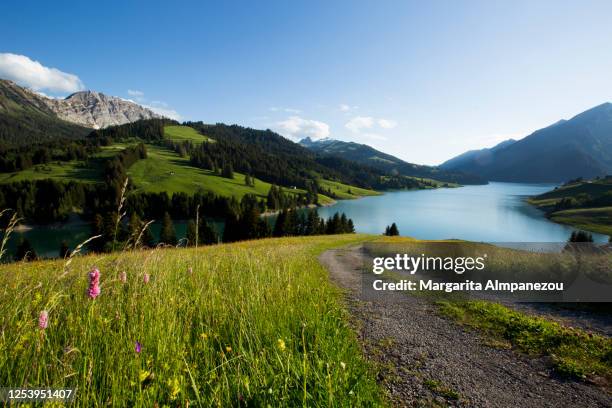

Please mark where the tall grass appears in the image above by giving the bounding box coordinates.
[0,209,20,262]
[0,235,384,406]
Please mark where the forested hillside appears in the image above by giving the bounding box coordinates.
[300,137,486,185]
[0,79,90,147]
[529,176,612,235]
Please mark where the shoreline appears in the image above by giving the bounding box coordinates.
[260,200,338,218]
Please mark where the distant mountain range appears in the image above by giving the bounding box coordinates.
[300,137,485,185]
[4,77,611,185]
[0,79,159,146]
[441,103,612,182]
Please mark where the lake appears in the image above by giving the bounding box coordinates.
[4,182,608,260]
[316,182,609,243]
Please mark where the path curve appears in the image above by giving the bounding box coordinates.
[320,244,611,407]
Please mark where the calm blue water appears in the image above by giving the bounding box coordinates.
[4,182,608,260]
[4,219,223,261]
[316,182,609,243]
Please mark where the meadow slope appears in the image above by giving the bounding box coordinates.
[0,235,384,407]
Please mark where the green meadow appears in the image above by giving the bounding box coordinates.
[0,146,123,184]
[550,207,612,235]
[0,235,384,407]
[0,125,377,205]
[529,177,612,235]
[318,179,380,200]
[164,125,215,144]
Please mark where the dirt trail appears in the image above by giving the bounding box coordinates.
[320,245,611,407]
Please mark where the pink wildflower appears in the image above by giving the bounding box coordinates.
[143,273,150,284]
[38,310,48,330]
[88,267,101,299]
[188,267,193,274]
[120,271,127,283]
[135,340,142,353]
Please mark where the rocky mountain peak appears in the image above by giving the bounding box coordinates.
[46,90,161,129]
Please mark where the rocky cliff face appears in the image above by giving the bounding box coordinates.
[45,90,161,129]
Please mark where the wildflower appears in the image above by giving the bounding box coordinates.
[167,377,181,400]
[277,338,286,352]
[138,370,151,382]
[88,267,101,299]
[200,333,208,340]
[225,346,232,353]
[187,266,193,274]
[143,273,150,284]
[120,271,127,283]
[135,340,142,353]
[38,310,48,330]
[340,362,346,370]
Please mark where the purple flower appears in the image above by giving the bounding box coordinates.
[135,340,142,353]
[38,310,48,330]
[88,267,101,299]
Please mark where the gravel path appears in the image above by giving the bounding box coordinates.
[320,245,611,407]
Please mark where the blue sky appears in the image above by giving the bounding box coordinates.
[1,0,612,165]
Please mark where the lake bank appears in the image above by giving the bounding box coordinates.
[314,182,609,242]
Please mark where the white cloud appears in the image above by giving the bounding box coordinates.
[269,106,302,114]
[339,103,358,112]
[345,116,375,132]
[377,118,397,129]
[126,89,182,121]
[0,53,84,93]
[144,104,182,121]
[275,116,330,140]
[127,89,145,98]
[345,116,398,133]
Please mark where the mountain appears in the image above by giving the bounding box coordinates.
[0,79,161,146]
[441,103,612,182]
[45,90,160,129]
[299,137,486,185]
[0,79,90,146]
[440,139,516,171]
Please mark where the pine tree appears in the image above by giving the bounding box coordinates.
[273,210,288,237]
[186,219,197,246]
[90,213,106,252]
[347,219,355,233]
[199,220,219,245]
[267,185,280,210]
[141,225,156,248]
[16,238,36,261]
[59,241,70,258]
[128,212,142,246]
[221,162,234,179]
[388,223,399,236]
[160,212,178,245]
[568,230,593,242]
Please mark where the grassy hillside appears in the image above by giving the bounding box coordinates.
[549,207,612,236]
[0,145,123,184]
[128,144,273,197]
[164,125,214,144]
[0,79,90,147]
[0,235,383,406]
[529,176,612,235]
[318,179,380,200]
[0,141,342,204]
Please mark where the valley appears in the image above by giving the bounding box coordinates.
[529,176,612,235]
